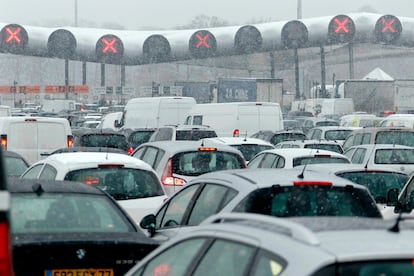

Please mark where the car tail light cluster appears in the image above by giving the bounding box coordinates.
[67,135,74,148]
[0,135,6,150]
[233,129,240,137]
[161,158,186,186]
[0,191,13,275]
[127,147,134,155]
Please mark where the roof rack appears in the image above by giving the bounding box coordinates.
[203,213,320,246]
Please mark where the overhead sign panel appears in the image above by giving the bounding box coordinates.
[328,15,356,44]
[189,30,217,59]
[234,25,263,54]
[282,20,308,48]
[374,15,402,44]
[143,35,171,63]
[0,24,28,54]
[95,34,124,64]
[48,29,77,59]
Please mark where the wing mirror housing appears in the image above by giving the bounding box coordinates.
[140,214,156,237]
[386,188,399,207]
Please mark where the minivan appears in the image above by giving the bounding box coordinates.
[342,127,414,151]
[0,117,72,164]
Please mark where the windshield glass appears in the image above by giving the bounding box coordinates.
[233,186,381,217]
[65,168,164,200]
[313,260,414,275]
[5,156,28,177]
[232,144,274,161]
[11,194,133,233]
[79,134,129,150]
[176,130,217,140]
[293,156,349,167]
[375,131,414,147]
[325,130,353,140]
[374,148,414,164]
[172,151,244,176]
[303,144,343,154]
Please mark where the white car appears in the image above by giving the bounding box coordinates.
[131,140,246,196]
[203,137,275,162]
[248,148,350,169]
[344,144,414,174]
[20,152,167,224]
[306,126,361,145]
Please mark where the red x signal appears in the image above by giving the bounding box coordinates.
[5,27,21,43]
[102,38,117,53]
[334,18,349,33]
[195,33,210,48]
[381,18,396,33]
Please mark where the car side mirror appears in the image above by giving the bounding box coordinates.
[386,188,399,207]
[140,214,156,237]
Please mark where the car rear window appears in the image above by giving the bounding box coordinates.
[176,130,217,141]
[293,156,349,167]
[80,134,129,150]
[375,131,414,147]
[303,144,343,154]
[129,131,155,147]
[233,186,381,218]
[172,151,245,176]
[336,171,408,203]
[11,194,133,233]
[5,156,28,177]
[65,168,164,200]
[325,130,353,140]
[232,144,275,161]
[374,148,414,164]
[271,133,307,145]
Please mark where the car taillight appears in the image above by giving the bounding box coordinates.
[233,129,240,137]
[198,147,217,152]
[0,135,6,150]
[161,158,186,186]
[67,135,74,148]
[127,147,134,155]
[0,222,13,276]
[294,181,333,186]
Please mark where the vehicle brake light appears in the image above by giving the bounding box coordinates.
[98,164,125,168]
[314,154,331,158]
[161,158,186,186]
[0,135,6,150]
[198,147,217,152]
[233,129,240,137]
[127,147,134,155]
[24,118,37,122]
[294,181,332,186]
[67,135,74,148]
[0,222,14,276]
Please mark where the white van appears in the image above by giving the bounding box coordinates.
[117,96,196,129]
[41,100,76,113]
[184,102,284,137]
[0,105,11,117]
[98,111,123,130]
[0,117,72,164]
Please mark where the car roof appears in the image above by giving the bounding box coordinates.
[190,167,367,190]
[310,126,361,131]
[258,148,347,158]
[296,163,410,176]
[31,152,153,170]
[277,139,342,146]
[136,140,244,155]
[8,178,104,195]
[346,144,414,150]
[203,137,275,147]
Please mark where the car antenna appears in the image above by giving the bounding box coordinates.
[243,131,248,141]
[200,139,205,147]
[297,163,307,179]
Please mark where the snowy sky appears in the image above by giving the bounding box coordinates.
[0,0,413,30]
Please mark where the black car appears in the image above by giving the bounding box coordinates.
[9,178,159,276]
[0,149,14,275]
[72,128,133,154]
[119,128,157,149]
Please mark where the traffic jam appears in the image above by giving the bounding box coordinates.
[2,3,414,276]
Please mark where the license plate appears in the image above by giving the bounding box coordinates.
[45,268,114,276]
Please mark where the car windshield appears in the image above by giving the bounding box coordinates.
[11,193,133,233]
[64,168,164,200]
[232,144,274,161]
[293,156,349,167]
[233,186,381,217]
[375,131,414,147]
[374,148,414,164]
[5,157,28,177]
[325,130,353,140]
[80,134,129,150]
[336,171,409,203]
[172,151,244,176]
[303,144,343,154]
[176,130,217,141]
[313,260,414,275]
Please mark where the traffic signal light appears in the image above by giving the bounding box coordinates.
[281,20,308,48]
[48,29,77,59]
[234,25,263,54]
[374,15,402,44]
[328,15,356,44]
[95,34,124,64]
[0,24,28,54]
[143,35,171,63]
[189,30,217,59]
